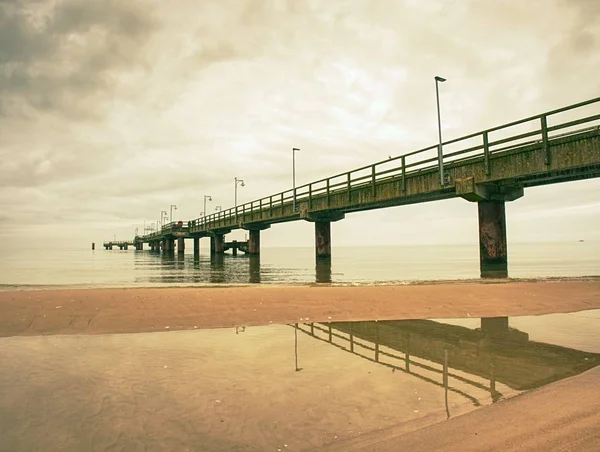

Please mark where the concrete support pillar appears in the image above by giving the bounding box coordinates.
[169,238,175,252]
[211,234,225,255]
[316,258,332,283]
[249,229,260,255]
[193,237,200,255]
[177,237,185,254]
[315,221,331,259]
[162,239,169,251]
[124,244,128,250]
[249,255,261,283]
[478,201,508,278]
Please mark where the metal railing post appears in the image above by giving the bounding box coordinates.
[541,114,550,165]
[372,164,376,197]
[483,131,490,175]
[347,172,351,202]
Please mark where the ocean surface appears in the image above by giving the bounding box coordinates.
[0,241,598,290]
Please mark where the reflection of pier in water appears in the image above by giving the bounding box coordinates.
[136,249,335,285]
[294,318,600,408]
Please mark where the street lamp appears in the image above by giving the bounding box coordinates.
[204,195,212,220]
[215,205,222,211]
[292,147,300,212]
[161,210,167,229]
[435,75,447,186]
[170,204,177,223]
[234,177,245,223]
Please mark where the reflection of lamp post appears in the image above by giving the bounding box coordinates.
[435,75,447,186]
[294,324,302,372]
[170,204,177,223]
[292,147,300,212]
[234,177,245,223]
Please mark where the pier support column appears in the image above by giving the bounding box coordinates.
[315,221,331,259]
[211,234,225,255]
[162,239,169,252]
[177,237,185,254]
[124,244,128,250]
[306,213,344,261]
[249,255,261,283]
[478,201,508,278]
[242,224,270,256]
[193,237,200,255]
[456,179,523,279]
[316,258,332,283]
[249,230,260,255]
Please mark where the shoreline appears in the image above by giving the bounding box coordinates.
[1,278,599,337]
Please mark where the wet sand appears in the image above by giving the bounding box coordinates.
[1,278,599,337]
[1,279,599,451]
[343,366,600,452]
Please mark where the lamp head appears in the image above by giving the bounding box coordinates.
[241,181,245,187]
[208,196,212,201]
[435,76,446,82]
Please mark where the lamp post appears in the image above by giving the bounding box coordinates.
[203,195,212,220]
[170,204,177,223]
[292,147,300,212]
[234,177,245,223]
[435,75,447,186]
[161,210,167,229]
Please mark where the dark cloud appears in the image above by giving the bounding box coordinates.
[0,0,158,119]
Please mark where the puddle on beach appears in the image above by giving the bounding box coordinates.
[0,310,599,451]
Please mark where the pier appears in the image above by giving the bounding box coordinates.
[106,97,600,278]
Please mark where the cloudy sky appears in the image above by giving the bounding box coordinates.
[0,0,599,250]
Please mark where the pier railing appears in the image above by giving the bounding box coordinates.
[295,322,503,406]
[141,96,600,239]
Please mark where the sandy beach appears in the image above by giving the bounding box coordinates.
[1,278,599,451]
[1,278,599,337]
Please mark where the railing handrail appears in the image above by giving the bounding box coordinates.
[137,96,599,240]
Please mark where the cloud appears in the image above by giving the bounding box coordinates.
[0,0,158,119]
[0,0,598,248]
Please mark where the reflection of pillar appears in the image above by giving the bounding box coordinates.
[481,317,509,335]
[315,258,332,283]
[210,253,225,283]
[249,229,260,255]
[315,221,331,259]
[478,201,508,278]
[193,237,200,255]
[177,237,185,254]
[249,255,261,283]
